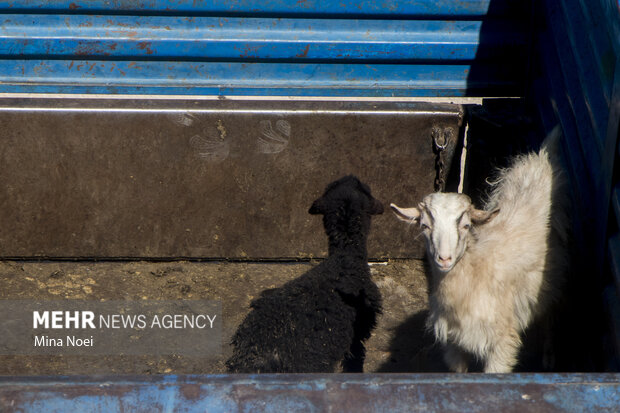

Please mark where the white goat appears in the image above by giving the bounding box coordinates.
[391,127,569,373]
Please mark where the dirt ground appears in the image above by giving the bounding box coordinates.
[0,259,446,375]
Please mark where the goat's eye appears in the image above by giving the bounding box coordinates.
[421,223,430,231]
[462,223,471,230]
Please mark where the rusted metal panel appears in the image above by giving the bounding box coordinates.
[0,98,462,259]
[1,374,619,412]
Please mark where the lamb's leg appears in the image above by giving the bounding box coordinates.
[443,343,469,373]
[342,339,365,372]
[484,332,521,373]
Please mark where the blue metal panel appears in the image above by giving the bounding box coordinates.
[534,0,618,242]
[575,0,615,104]
[545,7,604,167]
[0,15,527,62]
[1,374,620,412]
[606,56,620,365]
[0,1,530,96]
[531,0,620,367]
[537,31,596,197]
[0,0,527,17]
[0,60,521,97]
[609,234,620,298]
[557,0,611,146]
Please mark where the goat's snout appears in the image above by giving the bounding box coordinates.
[436,254,453,270]
[438,255,452,264]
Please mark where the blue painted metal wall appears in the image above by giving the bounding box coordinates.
[529,0,620,369]
[0,0,530,96]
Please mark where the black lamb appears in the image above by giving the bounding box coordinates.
[226,175,384,373]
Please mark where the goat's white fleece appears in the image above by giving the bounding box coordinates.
[428,126,569,372]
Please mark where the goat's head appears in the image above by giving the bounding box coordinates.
[391,193,498,273]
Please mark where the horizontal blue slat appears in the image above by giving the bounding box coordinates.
[0,60,522,96]
[0,0,527,17]
[2,374,620,412]
[0,15,528,61]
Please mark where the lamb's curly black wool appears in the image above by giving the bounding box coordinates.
[226,175,383,373]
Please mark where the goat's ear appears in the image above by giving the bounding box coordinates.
[390,203,421,223]
[309,197,327,215]
[369,199,384,215]
[470,208,499,225]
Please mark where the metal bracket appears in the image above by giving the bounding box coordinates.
[432,126,454,192]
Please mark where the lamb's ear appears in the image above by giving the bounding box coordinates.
[390,203,421,224]
[309,197,327,215]
[470,208,499,225]
[369,199,384,215]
